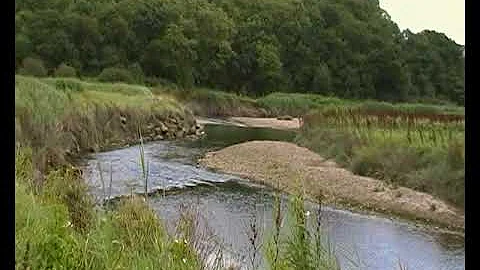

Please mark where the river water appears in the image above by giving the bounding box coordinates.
[78,123,465,270]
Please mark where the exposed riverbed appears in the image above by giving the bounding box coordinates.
[78,123,465,270]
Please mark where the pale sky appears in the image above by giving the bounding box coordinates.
[379,0,465,45]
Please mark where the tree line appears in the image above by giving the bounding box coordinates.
[15,0,465,104]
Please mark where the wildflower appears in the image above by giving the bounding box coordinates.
[183,239,188,245]
[174,239,180,244]
[182,258,187,264]
[63,221,72,228]
[305,211,311,217]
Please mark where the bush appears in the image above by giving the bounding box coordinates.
[19,57,47,77]
[55,78,84,93]
[98,67,134,84]
[54,63,77,78]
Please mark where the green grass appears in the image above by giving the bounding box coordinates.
[35,75,463,118]
[257,93,352,116]
[262,192,341,270]
[156,86,267,117]
[41,77,153,96]
[296,109,465,208]
[16,148,201,270]
[15,75,193,172]
[16,145,346,270]
[257,92,465,117]
[163,87,465,118]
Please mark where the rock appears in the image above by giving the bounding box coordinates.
[189,126,197,134]
[120,116,127,125]
[154,127,162,133]
[186,134,198,140]
[154,135,164,141]
[166,123,177,132]
[196,123,203,129]
[175,130,184,138]
[160,122,168,132]
[169,118,178,124]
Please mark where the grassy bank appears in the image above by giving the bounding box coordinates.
[15,75,345,269]
[154,86,268,117]
[257,93,464,116]
[15,75,198,174]
[296,107,465,209]
[16,148,203,270]
[151,83,464,118]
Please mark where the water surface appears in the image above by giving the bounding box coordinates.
[79,123,464,270]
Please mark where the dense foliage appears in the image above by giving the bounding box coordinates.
[15,0,464,104]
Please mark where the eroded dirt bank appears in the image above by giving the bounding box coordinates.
[199,141,465,231]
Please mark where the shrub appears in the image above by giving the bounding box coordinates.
[55,78,84,93]
[19,57,47,77]
[54,63,77,77]
[98,67,135,84]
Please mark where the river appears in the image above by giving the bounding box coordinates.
[78,123,465,270]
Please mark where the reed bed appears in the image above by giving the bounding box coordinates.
[297,107,465,208]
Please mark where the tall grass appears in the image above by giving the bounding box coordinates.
[15,75,191,173]
[260,191,340,270]
[16,147,202,270]
[158,87,267,117]
[257,93,464,117]
[297,107,465,208]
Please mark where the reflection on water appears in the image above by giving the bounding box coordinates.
[79,123,465,270]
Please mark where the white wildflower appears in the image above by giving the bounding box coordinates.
[182,258,187,264]
[305,211,311,217]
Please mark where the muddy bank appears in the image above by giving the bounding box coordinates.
[199,141,465,231]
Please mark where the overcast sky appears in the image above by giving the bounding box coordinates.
[379,0,465,45]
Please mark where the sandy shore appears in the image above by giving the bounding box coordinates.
[199,141,465,231]
[227,117,301,130]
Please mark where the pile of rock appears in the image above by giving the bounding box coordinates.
[141,117,205,142]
